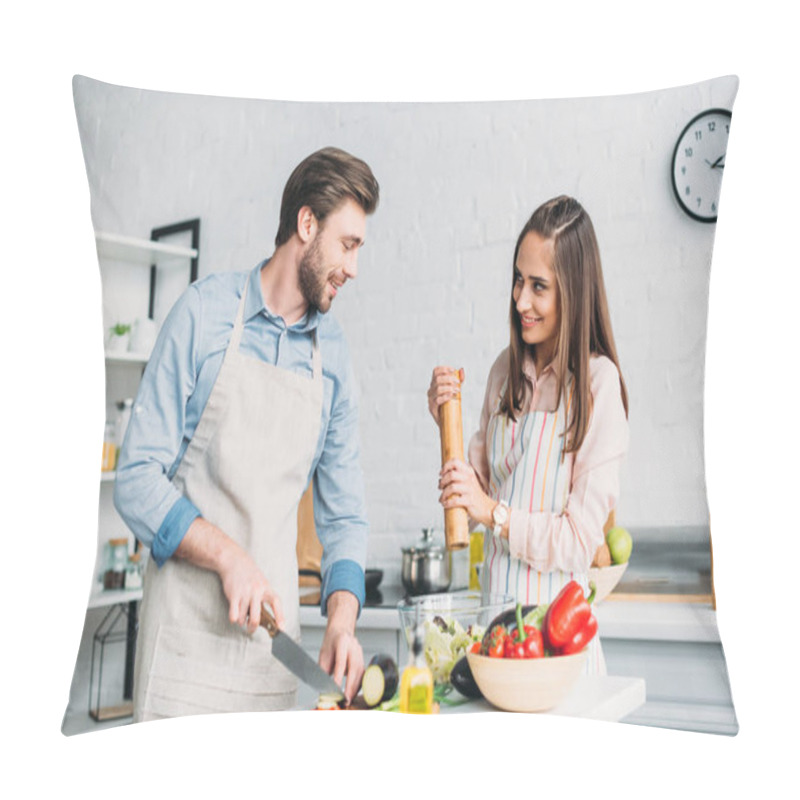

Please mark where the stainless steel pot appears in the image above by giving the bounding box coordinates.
[401,528,452,595]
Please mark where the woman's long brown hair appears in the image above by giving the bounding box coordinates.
[498,196,628,455]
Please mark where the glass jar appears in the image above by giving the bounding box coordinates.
[125,551,143,590]
[103,538,128,590]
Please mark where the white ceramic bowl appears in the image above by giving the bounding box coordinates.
[588,562,629,603]
[466,649,588,712]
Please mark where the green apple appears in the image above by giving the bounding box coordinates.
[606,526,632,564]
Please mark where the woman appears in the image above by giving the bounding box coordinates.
[428,195,629,674]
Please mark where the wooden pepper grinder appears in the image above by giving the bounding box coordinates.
[439,367,469,551]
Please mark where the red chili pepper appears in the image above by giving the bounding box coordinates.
[469,641,481,654]
[544,581,596,649]
[559,614,598,655]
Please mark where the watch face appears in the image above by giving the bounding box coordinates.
[671,108,731,223]
[493,502,509,526]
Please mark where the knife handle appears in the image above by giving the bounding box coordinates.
[259,604,279,637]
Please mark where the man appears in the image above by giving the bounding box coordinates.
[114,147,379,720]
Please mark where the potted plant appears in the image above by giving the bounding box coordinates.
[108,322,132,353]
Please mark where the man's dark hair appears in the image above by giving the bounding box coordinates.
[275,147,380,247]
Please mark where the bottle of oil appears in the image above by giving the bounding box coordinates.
[469,529,484,590]
[400,607,433,714]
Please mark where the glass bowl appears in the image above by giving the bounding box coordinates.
[396,590,514,685]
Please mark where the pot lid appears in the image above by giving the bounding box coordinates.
[402,528,446,555]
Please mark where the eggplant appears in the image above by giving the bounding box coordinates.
[450,656,482,699]
[361,653,399,707]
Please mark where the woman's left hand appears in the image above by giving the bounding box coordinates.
[438,458,494,527]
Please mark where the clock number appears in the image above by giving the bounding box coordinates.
[696,197,702,208]
[685,186,691,196]
[694,130,703,141]
[684,147,693,158]
[708,121,716,132]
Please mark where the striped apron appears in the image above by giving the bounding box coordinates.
[480,379,605,674]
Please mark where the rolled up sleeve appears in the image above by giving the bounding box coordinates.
[313,345,368,616]
[113,284,203,565]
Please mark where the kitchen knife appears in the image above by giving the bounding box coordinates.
[259,604,344,700]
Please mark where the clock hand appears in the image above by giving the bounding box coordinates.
[710,155,725,169]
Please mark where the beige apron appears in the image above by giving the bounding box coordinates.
[133,282,323,721]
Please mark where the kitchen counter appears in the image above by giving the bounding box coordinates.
[299,586,720,644]
[292,675,646,722]
[299,528,736,734]
[607,530,714,602]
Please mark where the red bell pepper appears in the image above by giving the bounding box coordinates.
[543,580,596,650]
[558,613,598,655]
[503,603,545,659]
[504,635,526,659]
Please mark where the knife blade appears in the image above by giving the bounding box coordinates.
[259,604,344,699]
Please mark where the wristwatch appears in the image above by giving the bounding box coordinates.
[491,500,510,537]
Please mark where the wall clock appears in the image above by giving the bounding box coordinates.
[671,108,731,223]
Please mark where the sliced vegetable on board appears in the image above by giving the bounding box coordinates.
[315,692,345,710]
[362,654,399,708]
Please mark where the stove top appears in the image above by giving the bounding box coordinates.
[299,583,435,611]
[363,584,410,608]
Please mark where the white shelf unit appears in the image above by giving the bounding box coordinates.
[96,221,200,582]
[104,350,150,365]
[95,231,198,263]
[88,587,144,610]
[67,221,201,732]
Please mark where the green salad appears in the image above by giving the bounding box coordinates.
[421,615,485,684]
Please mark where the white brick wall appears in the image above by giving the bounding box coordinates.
[74,75,738,572]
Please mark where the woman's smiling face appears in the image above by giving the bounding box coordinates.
[513,231,560,362]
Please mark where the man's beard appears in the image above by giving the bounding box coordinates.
[297,234,330,313]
